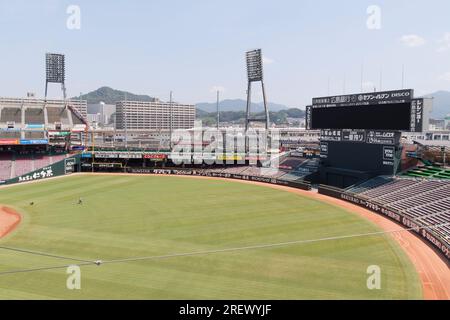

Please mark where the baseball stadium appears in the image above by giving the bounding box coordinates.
[0,55,449,300]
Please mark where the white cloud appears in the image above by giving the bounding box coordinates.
[210,86,225,93]
[400,34,426,47]
[437,32,450,52]
[263,56,275,64]
[438,72,450,82]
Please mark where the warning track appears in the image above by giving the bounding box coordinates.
[0,206,21,239]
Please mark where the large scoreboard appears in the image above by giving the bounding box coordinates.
[306,89,432,188]
[305,89,431,132]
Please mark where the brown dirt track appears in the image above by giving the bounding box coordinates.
[0,206,21,239]
[0,172,449,299]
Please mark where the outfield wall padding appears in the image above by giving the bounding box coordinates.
[0,155,81,186]
[128,168,312,191]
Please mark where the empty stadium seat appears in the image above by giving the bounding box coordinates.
[352,177,450,246]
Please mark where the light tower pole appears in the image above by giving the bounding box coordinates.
[245,49,270,153]
[169,91,173,150]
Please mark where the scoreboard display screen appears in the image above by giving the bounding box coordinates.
[306,90,429,132]
[310,102,411,130]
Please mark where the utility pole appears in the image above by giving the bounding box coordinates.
[360,63,364,92]
[402,64,405,89]
[343,74,346,94]
[379,67,383,92]
[327,77,330,95]
[124,92,128,149]
[216,90,220,131]
[442,146,446,167]
[169,91,173,150]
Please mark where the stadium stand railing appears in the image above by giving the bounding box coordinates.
[341,176,450,259]
[319,178,450,261]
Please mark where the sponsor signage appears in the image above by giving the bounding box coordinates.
[366,131,399,145]
[305,105,312,130]
[128,168,312,191]
[119,152,142,159]
[312,89,413,107]
[383,146,395,161]
[93,163,122,168]
[320,142,328,159]
[0,139,19,145]
[48,131,71,136]
[245,155,268,161]
[342,130,366,143]
[320,130,342,142]
[321,130,399,146]
[216,154,244,161]
[18,166,54,183]
[410,98,424,133]
[20,139,48,145]
[4,155,81,185]
[64,158,77,174]
[25,124,45,130]
[143,153,167,160]
[94,152,118,159]
[382,146,395,166]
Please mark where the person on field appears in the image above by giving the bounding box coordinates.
[78,197,83,205]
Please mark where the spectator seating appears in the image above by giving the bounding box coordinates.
[13,154,34,177]
[0,153,68,180]
[350,177,450,246]
[24,108,45,124]
[402,166,450,180]
[0,153,13,180]
[0,108,21,123]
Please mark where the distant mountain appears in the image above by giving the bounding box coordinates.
[196,108,305,126]
[423,90,450,119]
[196,99,292,113]
[74,87,156,105]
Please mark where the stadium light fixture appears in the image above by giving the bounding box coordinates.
[46,53,65,84]
[45,53,67,102]
[246,49,263,82]
[244,49,270,153]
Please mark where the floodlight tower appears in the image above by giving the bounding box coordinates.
[45,53,67,102]
[245,49,270,153]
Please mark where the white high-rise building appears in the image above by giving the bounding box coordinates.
[116,100,195,130]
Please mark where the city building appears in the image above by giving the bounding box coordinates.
[87,102,116,125]
[116,100,195,130]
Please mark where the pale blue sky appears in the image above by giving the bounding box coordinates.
[1,0,449,107]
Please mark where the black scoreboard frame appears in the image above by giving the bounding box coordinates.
[305,89,431,188]
[305,89,427,133]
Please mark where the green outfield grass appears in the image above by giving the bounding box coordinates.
[0,174,421,299]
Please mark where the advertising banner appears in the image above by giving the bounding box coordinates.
[143,153,167,160]
[312,89,413,107]
[1,155,81,185]
[20,139,49,145]
[0,139,19,145]
[128,168,312,191]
